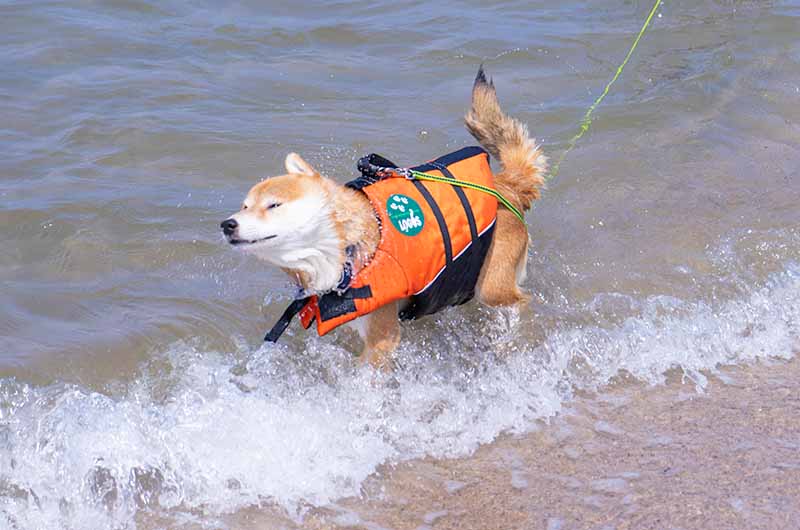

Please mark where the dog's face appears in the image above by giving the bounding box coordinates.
[221,153,332,264]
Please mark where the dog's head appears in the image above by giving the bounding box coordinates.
[221,153,336,266]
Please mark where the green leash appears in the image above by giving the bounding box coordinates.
[408,169,526,223]
[549,0,662,180]
[411,0,663,216]
[358,157,527,223]
[383,2,663,222]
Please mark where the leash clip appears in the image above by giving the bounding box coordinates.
[397,168,414,180]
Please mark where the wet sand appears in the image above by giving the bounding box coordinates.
[245,356,800,530]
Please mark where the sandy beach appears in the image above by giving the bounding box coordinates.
[220,356,800,530]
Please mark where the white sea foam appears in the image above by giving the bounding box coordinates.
[1,263,799,529]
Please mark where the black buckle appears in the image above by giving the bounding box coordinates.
[357,153,399,179]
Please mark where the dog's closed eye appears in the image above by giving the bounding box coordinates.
[266,202,282,210]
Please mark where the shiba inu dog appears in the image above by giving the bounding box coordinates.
[221,67,546,369]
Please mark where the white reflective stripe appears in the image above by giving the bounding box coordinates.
[413,217,497,296]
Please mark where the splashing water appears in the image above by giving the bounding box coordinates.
[2,258,798,529]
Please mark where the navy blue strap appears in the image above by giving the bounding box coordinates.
[412,180,452,265]
[335,244,358,291]
[431,161,478,244]
[264,296,311,343]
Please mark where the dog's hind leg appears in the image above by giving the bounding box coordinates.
[358,301,401,371]
[476,208,531,307]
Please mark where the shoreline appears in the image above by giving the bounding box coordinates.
[209,355,800,529]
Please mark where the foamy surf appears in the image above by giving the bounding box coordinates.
[2,257,798,529]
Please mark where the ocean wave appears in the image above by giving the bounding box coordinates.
[1,260,798,529]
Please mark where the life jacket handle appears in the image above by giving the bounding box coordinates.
[356,154,400,181]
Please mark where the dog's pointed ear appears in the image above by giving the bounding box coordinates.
[285,152,317,177]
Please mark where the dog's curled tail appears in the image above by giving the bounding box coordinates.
[465,66,547,214]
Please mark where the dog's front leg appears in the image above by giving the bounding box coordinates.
[358,301,401,371]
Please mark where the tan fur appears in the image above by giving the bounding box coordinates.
[325,183,381,271]
[225,67,545,367]
[244,173,311,205]
[464,66,546,309]
[283,153,380,261]
[240,163,380,292]
[359,301,401,371]
[476,208,531,306]
[464,67,547,213]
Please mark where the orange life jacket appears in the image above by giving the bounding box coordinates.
[265,146,497,342]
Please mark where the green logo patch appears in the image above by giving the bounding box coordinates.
[386,194,424,236]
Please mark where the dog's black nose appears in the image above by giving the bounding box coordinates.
[221,218,238,236]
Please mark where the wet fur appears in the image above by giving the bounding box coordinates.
[223,67,546,369]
